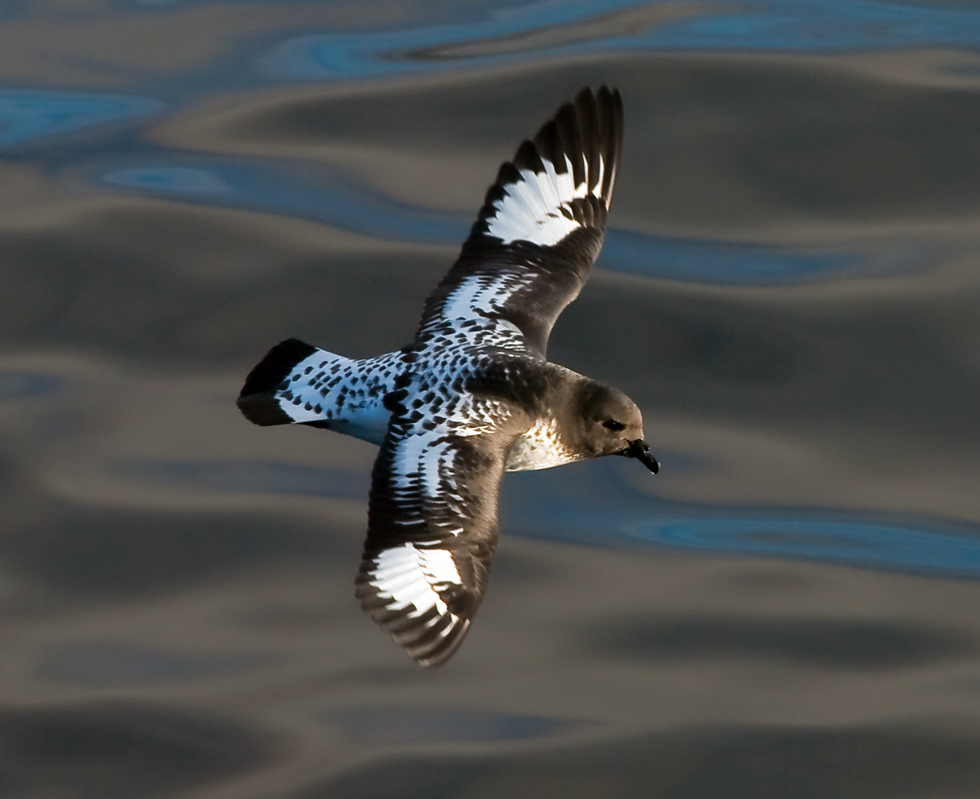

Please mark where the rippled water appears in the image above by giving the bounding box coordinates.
[4,1,980,797]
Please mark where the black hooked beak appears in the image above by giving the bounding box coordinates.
[621,439,660,474]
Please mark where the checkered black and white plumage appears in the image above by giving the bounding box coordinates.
[238,87,656,667]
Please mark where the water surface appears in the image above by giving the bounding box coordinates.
[3,0,980,796]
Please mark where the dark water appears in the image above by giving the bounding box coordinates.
[4,1,980,797]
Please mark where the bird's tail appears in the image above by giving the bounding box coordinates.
[237,338,351,427]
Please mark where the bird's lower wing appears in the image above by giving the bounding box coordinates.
[355,403,520,667]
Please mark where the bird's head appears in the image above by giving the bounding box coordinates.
[574,381,659,473]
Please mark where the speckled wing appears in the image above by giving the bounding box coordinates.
[417,86,623,358]
[354,402,522,667]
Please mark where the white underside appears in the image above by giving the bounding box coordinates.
[333,408,572,473]
[330,401,391,446]
[307,385,571,476]
[505,417,577,472]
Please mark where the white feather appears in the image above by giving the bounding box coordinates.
[371,543,463,618]
[442,273,534,322]
[485,151,600,247]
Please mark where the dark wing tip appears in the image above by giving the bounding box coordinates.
[413,618,472,667]
[574,86,623,199]
[597,86,624,199]
[536,85,622,204]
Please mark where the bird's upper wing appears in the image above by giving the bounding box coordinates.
[354,392,525,667]
[416,86,623,359]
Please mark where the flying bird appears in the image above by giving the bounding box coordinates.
[238,86,658,666]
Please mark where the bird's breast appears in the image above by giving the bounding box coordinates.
[505,416,579,472]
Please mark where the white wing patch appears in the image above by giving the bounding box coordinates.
[442,273,534,322]
[369,543,463,621]
[389,429,465,536]
[439,273,534,350]
[486,155,603,247]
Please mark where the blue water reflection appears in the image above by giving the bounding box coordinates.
[137,454,980,579]
[100,160,913,284]
[628,515,980,577]
[0,370,60,400]
[507,464,980,579]
[104,166,232,196]
[263,0,980,82]
[0,89,161,148]
[604,234,930,284]
[603,231,854,285]
[101,160,465,244]
[663,0,980,50]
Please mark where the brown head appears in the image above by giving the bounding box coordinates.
[569,380,659,473]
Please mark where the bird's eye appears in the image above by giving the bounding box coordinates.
[601,419,626,431]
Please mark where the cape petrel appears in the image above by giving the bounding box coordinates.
[238,86,659,666]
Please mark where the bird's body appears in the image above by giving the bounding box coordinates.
[238,87,658,666]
